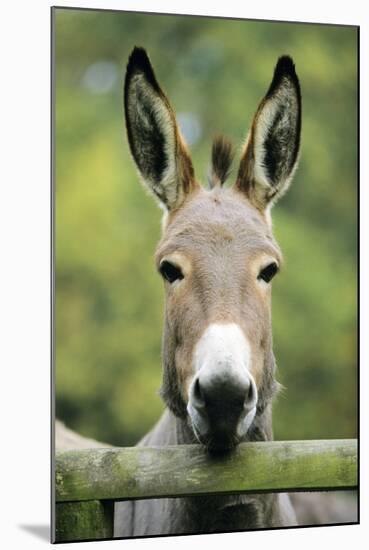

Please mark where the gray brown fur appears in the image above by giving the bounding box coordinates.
[115,47,304,536]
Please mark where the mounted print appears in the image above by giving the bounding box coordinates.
[51,6,358,543]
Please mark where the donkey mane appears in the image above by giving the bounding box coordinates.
[208,135,235,189]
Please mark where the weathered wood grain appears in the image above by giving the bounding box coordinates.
[55,500,114,542]
[55,439,357,503]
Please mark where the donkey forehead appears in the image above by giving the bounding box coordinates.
[156,188,281,262]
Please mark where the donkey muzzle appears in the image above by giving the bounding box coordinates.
[187,364,258,451]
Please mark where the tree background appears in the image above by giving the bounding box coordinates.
[54,8,357,446]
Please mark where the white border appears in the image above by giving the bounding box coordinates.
[1,1,366,548]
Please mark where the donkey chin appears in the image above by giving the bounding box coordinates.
[186,366,258,453]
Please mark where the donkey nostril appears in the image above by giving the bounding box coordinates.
[192,377,205,407]
[247,382,254,401]
[244,376,257,410]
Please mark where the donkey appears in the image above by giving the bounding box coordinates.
[114,46,301,537]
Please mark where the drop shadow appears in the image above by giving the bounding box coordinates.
[18,524,50,542]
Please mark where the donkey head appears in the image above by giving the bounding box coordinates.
[124,47,301,451]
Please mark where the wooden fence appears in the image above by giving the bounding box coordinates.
[54,439,357,542]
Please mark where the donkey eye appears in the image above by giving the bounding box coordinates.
[159,260,184,284]
[258,262,279,283]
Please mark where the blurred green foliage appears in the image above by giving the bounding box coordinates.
[54,8,357,446]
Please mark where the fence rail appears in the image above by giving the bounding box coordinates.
[54,439,357,542]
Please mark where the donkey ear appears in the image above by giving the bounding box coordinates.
[124,47,196,211]
[236,56,301,210]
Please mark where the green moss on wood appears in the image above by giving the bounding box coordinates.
[55,500,113,542]
[55,439,357,502]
